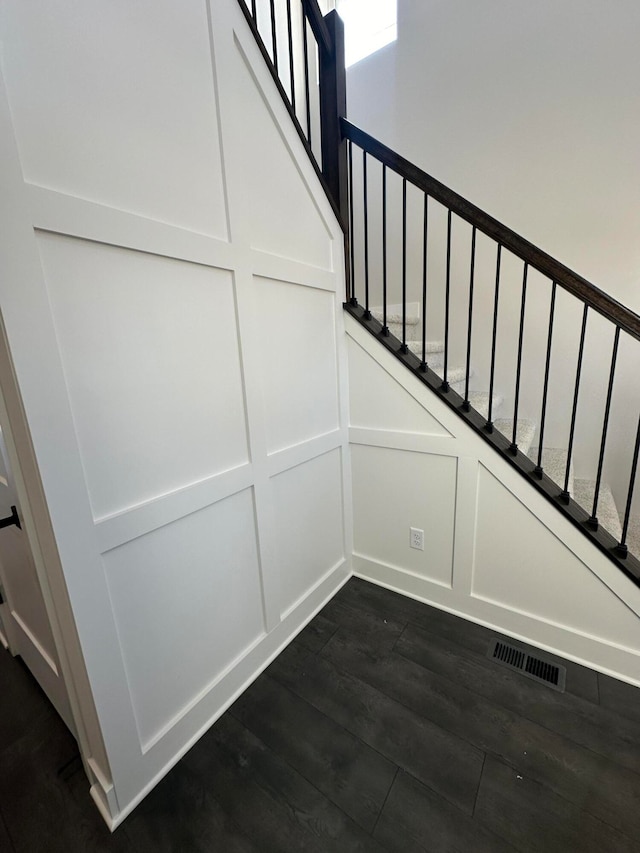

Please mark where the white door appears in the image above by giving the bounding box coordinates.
[0,425,74,733]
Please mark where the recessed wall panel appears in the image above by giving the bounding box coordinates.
[0,532,57,663]
[230,41,332,269]
[272,449,344,616]
[38,233,248,519]
[103,489,265,749]
[1,0,228,237]
[473,465,640,648]
[352,444,456,586]
[348,337,452,435]
[254,278,340,454]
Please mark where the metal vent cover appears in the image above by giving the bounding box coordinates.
[487,638,566,693]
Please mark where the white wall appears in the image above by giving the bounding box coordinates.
[347,0,640,307]
[347,313,640,687]
[345,0,640,513]
[0,0,351,827]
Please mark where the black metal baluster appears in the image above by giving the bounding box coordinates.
[348,140,356,305]
[588,326,621,528]
[269,0,278,71]
[617,414,640,556]
[510,262,528,453]
[560,304,588,502]
[463,226,477,410]
[302,16,312,143]
[486,243,502,432]
[420,193,428,370]
[400,178,408,353]
[535,282,557,477]
[251,0,257,21]
[363,151,371,319]
[442,209,452,391]
[382,164,389,335]
[286,0,295,111]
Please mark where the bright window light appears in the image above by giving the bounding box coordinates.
[337,0,397,68]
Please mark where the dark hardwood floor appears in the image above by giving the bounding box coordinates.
[2,577,640,851]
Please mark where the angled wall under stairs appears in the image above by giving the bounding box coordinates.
[346,311,640,686]
[371,304,639,558]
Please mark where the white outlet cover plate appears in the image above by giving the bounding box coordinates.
[410,527,424,550]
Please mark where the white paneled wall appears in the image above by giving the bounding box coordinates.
[37,234,250,520]
[272,448,346,617]
[254,277,340,453]
[352,445,456,587]
[102,489,265,752]
[1,0,229,238]
[0,0,351,827]
[347,315,640,688]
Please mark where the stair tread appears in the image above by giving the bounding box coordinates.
[398,341,468,384]
[467,391,504,420]
[573,479,622,541]
[528,446,574,493]
[406,339,446,355]
[371,308,420,327]
[434,365,469,385]
[493,417,537,456]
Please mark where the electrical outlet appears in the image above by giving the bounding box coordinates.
[410,527,424,550]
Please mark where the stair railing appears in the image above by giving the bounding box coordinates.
[237,0,640,584]
[342,119,640,585]
[236,0,349,232]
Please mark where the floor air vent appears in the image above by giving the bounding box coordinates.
[487,639,566,693]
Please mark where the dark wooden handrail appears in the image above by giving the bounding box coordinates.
[301,0,332,54]
[342,118,640,342]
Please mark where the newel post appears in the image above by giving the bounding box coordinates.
[319,10,348,226]
[319,9,350,296]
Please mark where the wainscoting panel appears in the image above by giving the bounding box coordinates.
[0,0,228,239]
[229,34,333,270]
[0,528,58,667]
[472,464,640,651]
[271,448,346,617]
[36,232,248,521]
[254,277,340,455]
[348,336,452,437]
[102,488,265,751]
[352,443,456,588]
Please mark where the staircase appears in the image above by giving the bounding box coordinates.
[237,0,640,587]
[343,118,640,586]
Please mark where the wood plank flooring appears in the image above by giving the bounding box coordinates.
[2,577,640,851]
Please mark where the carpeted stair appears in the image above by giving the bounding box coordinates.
[573,479,622,542]
[466,391,504,421]
[527,447,574,493]
[493,418,537,455]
